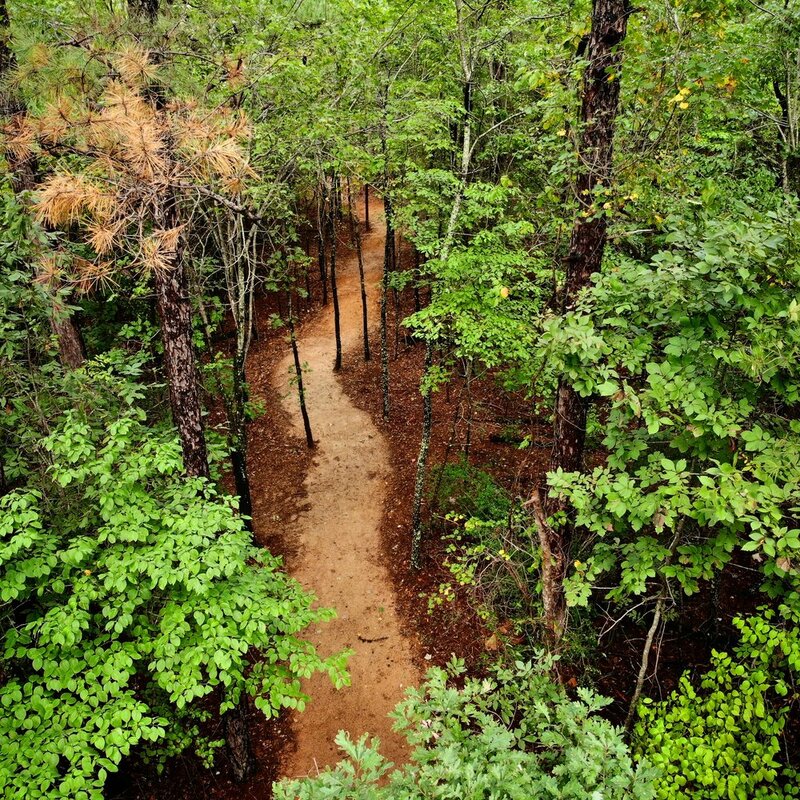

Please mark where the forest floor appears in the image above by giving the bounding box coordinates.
[165,196,515,800]
[268,198,420,779]
[113,195,774,800]
[114,187,797,800]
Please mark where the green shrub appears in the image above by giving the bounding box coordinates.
[634,611,799,800]
[275,656,657,800]
[0,411,348,799]
[427,458,511,524]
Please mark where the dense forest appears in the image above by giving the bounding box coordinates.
[1,0,800,797]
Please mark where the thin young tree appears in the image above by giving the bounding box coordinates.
[381,191,394,419]
[410,0,481,568]
[204,206,259,526]
[346,177,371,361]
[287,292,315,448]
[326,171,343,371]
[316,187,329,305]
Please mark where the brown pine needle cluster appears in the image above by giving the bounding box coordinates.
[35,174,112,227]
[113,45,159,87]
[11,44,258,293]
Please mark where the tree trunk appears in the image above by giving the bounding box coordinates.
[410,341,434,569]
[230,354,253,529]
[409,11,474,567]
[223,700,255,783]
[413,249,422,313]
[392,286,400,358]
[529,489,567,648]
[288,297,315,449]
[539,0,632,645]
[316,191,328,306]
[327,175,343,371]
[50,300,86,370]
[153,260,209,479]
[152,194,209,480]
[347,179,371,361]
[380,194,394,420]
[463,359,473,461]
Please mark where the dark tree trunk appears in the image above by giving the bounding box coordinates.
[463,359,473,461]
[327,176,343,371]
[316,191,328,306]
[413,249,422,313]
[50,301,86,370]
[288,297,315,449]
[153,259,209,479]
[223,701,255,783]
[230,354,253,529]
[152,195,209,480]
[773,79,800,194]
[410,341,434,568]
[129,0,159,21]
[380,195,394,420]
[303,234,313,307]
[538,0,632,647]
[392,287,400,358]
[347,178,371,361]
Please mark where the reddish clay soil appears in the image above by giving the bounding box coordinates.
[271,197,420,779]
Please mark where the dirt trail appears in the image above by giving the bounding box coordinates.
[272,199,420,779]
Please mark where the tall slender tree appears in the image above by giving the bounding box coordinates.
[346,178,371,361]
[327,172,343,371]
[535,0,632,646]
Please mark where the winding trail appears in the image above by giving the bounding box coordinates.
[272,199,419,779]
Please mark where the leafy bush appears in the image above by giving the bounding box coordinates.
[0,411,348,799]
[275,656,656,800]
[634,611,799,799]
[425,460,539,624]
[544,203,800,613]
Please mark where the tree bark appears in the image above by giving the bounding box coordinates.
[529,488,567,648]
[327,175,343,371]
[347,178,371,361]
[154,260,209,479]
[223,700,255,783]
[152,194,210,480]
[380,194,394,420]
[316,190,328,306]
[288,300,315,449]
[410,341,433,569]
[229,353,253,529]
[413,248,422,313]
[540,0,632,645]
[128,0,159,21]
[50,298,86,370]
[408,7,474,567]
